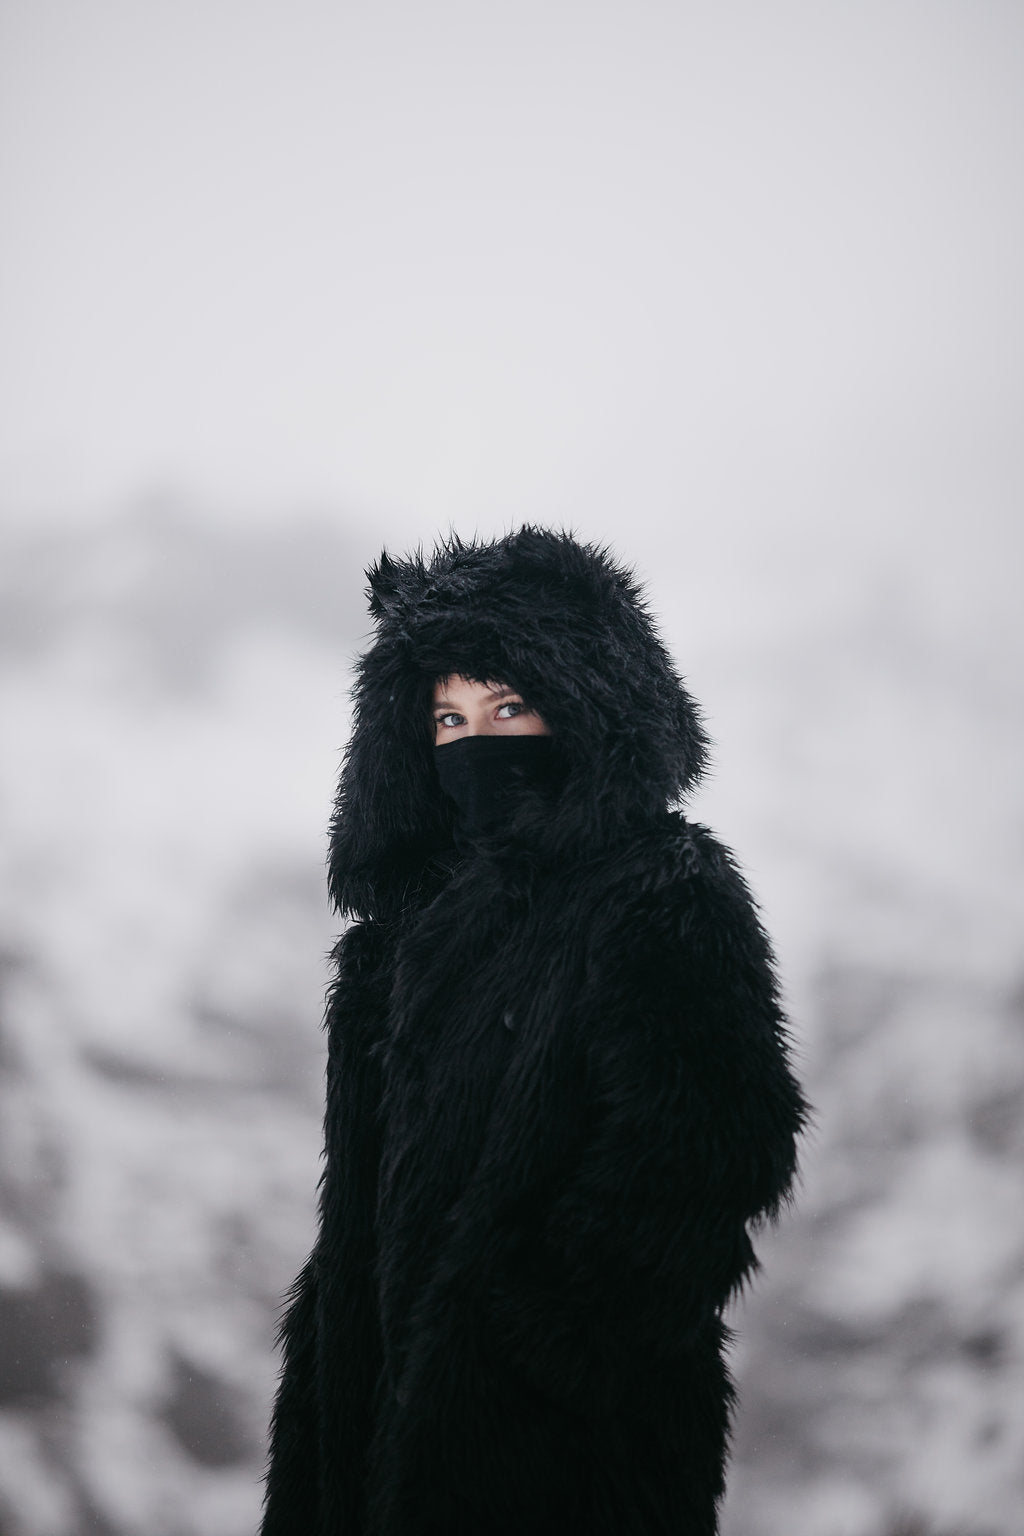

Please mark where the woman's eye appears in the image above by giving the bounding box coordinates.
[496,701,526,719]
[436,712,464,729]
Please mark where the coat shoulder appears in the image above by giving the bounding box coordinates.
[596,812,764,929]
[323,918,393,1049]
[581,813,784,1033]
[330,916,389,976]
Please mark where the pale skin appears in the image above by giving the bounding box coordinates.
[432,676,551,743]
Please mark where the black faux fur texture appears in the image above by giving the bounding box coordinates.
[261,529,807,1535]
[329,528,709,923]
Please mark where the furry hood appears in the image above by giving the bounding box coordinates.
[329,527,709,921]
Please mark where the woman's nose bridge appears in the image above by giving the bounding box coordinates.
[464,704,502,736]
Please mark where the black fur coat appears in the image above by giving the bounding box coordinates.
[261,529,807,1536]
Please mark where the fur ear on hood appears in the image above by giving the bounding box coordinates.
[329,527,709,921]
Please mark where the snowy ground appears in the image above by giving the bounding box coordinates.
[0,508,1021,1536]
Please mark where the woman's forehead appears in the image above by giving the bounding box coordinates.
[432,675,517,703]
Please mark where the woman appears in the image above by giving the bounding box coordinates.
[261,527,807,1536]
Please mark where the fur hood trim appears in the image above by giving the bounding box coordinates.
[329,527,709,921]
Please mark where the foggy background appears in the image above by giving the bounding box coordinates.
[1,3,1021,1534]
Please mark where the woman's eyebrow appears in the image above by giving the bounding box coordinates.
[432,685,520,708]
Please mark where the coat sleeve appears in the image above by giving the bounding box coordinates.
[260,1251,321,1535]
[486,828,808,1408]
[260,919,388,1534]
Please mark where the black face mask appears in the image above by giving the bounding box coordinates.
[434,735,558,844]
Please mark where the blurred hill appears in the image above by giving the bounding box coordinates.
[0,505,1021,1536]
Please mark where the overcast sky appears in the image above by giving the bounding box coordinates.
[1,1,1021,633]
